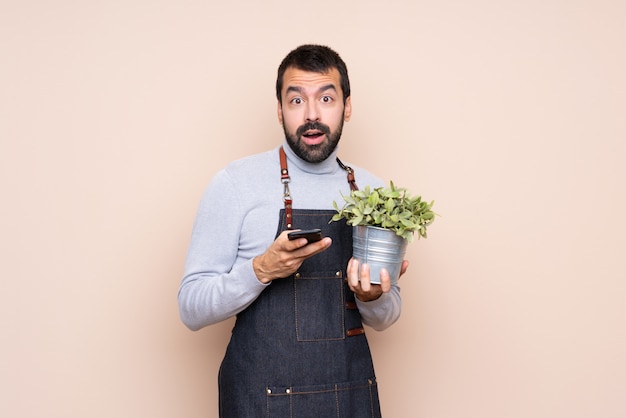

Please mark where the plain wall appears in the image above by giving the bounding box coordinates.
[1,1,625,417]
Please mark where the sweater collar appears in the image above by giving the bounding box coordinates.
[281,139,340,175]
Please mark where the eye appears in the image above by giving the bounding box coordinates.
[290,97,303,105]
[321,96,333,103]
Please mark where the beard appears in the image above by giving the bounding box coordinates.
[283,116,344,163]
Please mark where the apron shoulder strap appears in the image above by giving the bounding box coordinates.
[279,146,359,229]
[335,157,359,191]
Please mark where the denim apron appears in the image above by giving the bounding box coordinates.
[218,152,382,417]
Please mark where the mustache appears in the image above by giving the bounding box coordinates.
[296,121,331,138]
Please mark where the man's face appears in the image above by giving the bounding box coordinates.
[278,67,352,163]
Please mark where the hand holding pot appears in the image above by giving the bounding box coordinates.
[347,258,409,302]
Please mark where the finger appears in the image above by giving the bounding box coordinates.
[283,232,331,253]
[297,237,332,257]
[347,258,360,289]
[378,268,392,293]
[277,230,303,250]
[279,230,309,250]
[359,263,372,293]
[399,260,410,277]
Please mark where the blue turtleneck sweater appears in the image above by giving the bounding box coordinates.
[178,141,401,331]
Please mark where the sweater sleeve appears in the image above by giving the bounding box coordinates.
[356,285,402,331]
[178,169,269,331]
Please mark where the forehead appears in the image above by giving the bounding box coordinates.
[281,67,342,96]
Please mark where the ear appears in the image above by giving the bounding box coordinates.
[343,96,352,122]
[277,101,283,125]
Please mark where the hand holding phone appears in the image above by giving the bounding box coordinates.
[287,228,323,244]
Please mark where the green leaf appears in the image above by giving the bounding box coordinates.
[329,180,438,240]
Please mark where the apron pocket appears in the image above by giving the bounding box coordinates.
[294,270,345,341]
[266,378,380,418]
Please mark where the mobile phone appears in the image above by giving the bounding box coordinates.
[287,228,323,243]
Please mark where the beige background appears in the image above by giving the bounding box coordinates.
[1,0,625,417]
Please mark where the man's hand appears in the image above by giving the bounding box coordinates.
[253,231,332,284]
[347,258,409,302]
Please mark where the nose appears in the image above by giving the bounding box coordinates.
[305,101,320,122]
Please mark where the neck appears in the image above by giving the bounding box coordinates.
[282,140,340,175]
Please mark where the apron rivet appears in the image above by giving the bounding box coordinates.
[294,272,301,279]
[286,388,291,394]
[335,271,341,277]
[267,388,272,394]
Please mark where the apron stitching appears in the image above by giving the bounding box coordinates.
[293,261,347,342]
[369,380,375,418]
[340,281,346,338]
[292,278,299,340]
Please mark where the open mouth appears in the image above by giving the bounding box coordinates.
[297,122,330,145]
[302,130,324,140]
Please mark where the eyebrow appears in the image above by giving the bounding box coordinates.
[285,84,338,96]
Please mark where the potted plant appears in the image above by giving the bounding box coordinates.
[331,181,436,284]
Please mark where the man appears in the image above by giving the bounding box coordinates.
[179,44,406,417]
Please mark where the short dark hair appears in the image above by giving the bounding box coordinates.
[276,44,351,104]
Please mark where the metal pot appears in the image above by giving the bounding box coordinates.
[352,225,408,285]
